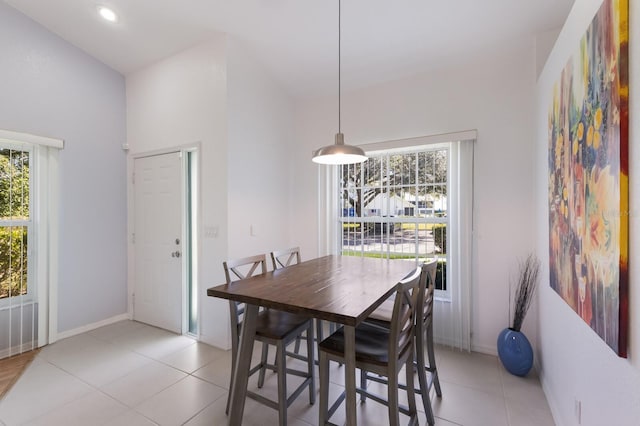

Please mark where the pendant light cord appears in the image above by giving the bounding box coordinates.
[338,0,341,134]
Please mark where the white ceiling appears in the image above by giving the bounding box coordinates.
[3,0,574,99]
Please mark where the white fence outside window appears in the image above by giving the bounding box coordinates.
[339,146,450,297]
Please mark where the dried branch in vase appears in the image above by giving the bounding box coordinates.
[511,254,541,332]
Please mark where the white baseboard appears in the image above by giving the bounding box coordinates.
[431,332,468,350]
[0,341,37,359]
[538,364,563,426]
[55,313,130,341]
[198,332,230,351]
[471,343,498,356]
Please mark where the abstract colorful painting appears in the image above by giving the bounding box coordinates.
[548,0,628,357]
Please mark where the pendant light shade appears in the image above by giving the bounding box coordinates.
[312,133,367,164]
[312,0,367,165]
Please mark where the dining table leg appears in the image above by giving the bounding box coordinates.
[343,324,357,426]
[228,304,258,426]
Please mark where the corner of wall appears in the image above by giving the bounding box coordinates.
[535,1,640,424]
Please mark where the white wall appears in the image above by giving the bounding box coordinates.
[535,1,640,425]
[535,29,562,79]
[126,38,230,348]
[126,37,295,349]
[226,39,295,259]
[292,41,539,354]
[0,3,127,333]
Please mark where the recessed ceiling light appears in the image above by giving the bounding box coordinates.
[98,6,118,23]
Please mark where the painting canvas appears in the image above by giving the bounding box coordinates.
[548,0,628,357]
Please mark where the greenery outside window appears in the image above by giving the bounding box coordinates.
[339,146,449,294]
[0,147,31,304]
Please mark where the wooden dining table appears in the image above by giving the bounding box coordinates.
[207,254,415,426]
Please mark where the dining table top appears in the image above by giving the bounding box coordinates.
[206,254,416,327]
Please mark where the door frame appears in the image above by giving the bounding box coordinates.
[128,143,200,336]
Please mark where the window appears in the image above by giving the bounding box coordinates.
[319,131,475,351]
[0,129,62,357]
[339,146,449,295]
[0,147,32,304]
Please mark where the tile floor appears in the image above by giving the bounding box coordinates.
[0,321,555,425]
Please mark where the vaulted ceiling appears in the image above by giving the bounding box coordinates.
[3,0,574,98]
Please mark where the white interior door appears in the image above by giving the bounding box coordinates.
[133,152,183,333]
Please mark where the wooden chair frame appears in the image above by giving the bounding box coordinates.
[269,248,336,360]
[270,247,302,270]
[318,267,422,426]
[360,259,442,425]
[224,254,315,426]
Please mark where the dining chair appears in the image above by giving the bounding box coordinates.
[318,266,422,426]
[223,254,315,426]
[270,247,336,358]
[270,246,302,269]
[361,259,442,425]
[270,247,305,354]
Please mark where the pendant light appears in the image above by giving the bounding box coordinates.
[312,0,367,165]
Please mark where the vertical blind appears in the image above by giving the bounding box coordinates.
[0,129,63,359]
[318,130,475,351]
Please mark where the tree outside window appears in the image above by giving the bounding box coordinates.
[339,147,448,290]
[0,148,30,300]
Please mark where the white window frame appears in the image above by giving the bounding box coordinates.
[338,144,451,300]
[318,130,475,351]
[0,143,34,308]
[0,129,62,347]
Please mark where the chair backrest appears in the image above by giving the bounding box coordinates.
[224,254,267,284]
[417,259,438,329]
[223,254,267,344]
[388,266,422,361]
[270,247,301,270]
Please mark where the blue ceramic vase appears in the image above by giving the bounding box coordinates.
[497,328,533,377]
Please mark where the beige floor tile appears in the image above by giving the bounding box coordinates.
[245,362,315,406]
[184,396,313,426]
[113,327,196,361]
[431,417,462,425]
[431,380,509,426]
[506,397,555,426]
[38,334,100,360]
[499,364,550,408]
[134,375,226,426]
[101,360,187,407]
[88,320,149,343]
[23,390,127,426]
[40,333,152,387]
[103,409,159,426]
[80,350,153,388]
[192,353,232,389]
[160,341,226,374]
[0,321,556,426]
[107,324,189,357]
[287,380,343,425]
[192,343,265,389]
[0,360,92,425]
[435,346,504,397]
[180,397,229,426]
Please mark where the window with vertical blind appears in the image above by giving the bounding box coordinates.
[0,129,62,358]
[0,147,32,304]
[319,131,475,350]
[339,145,450,297]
